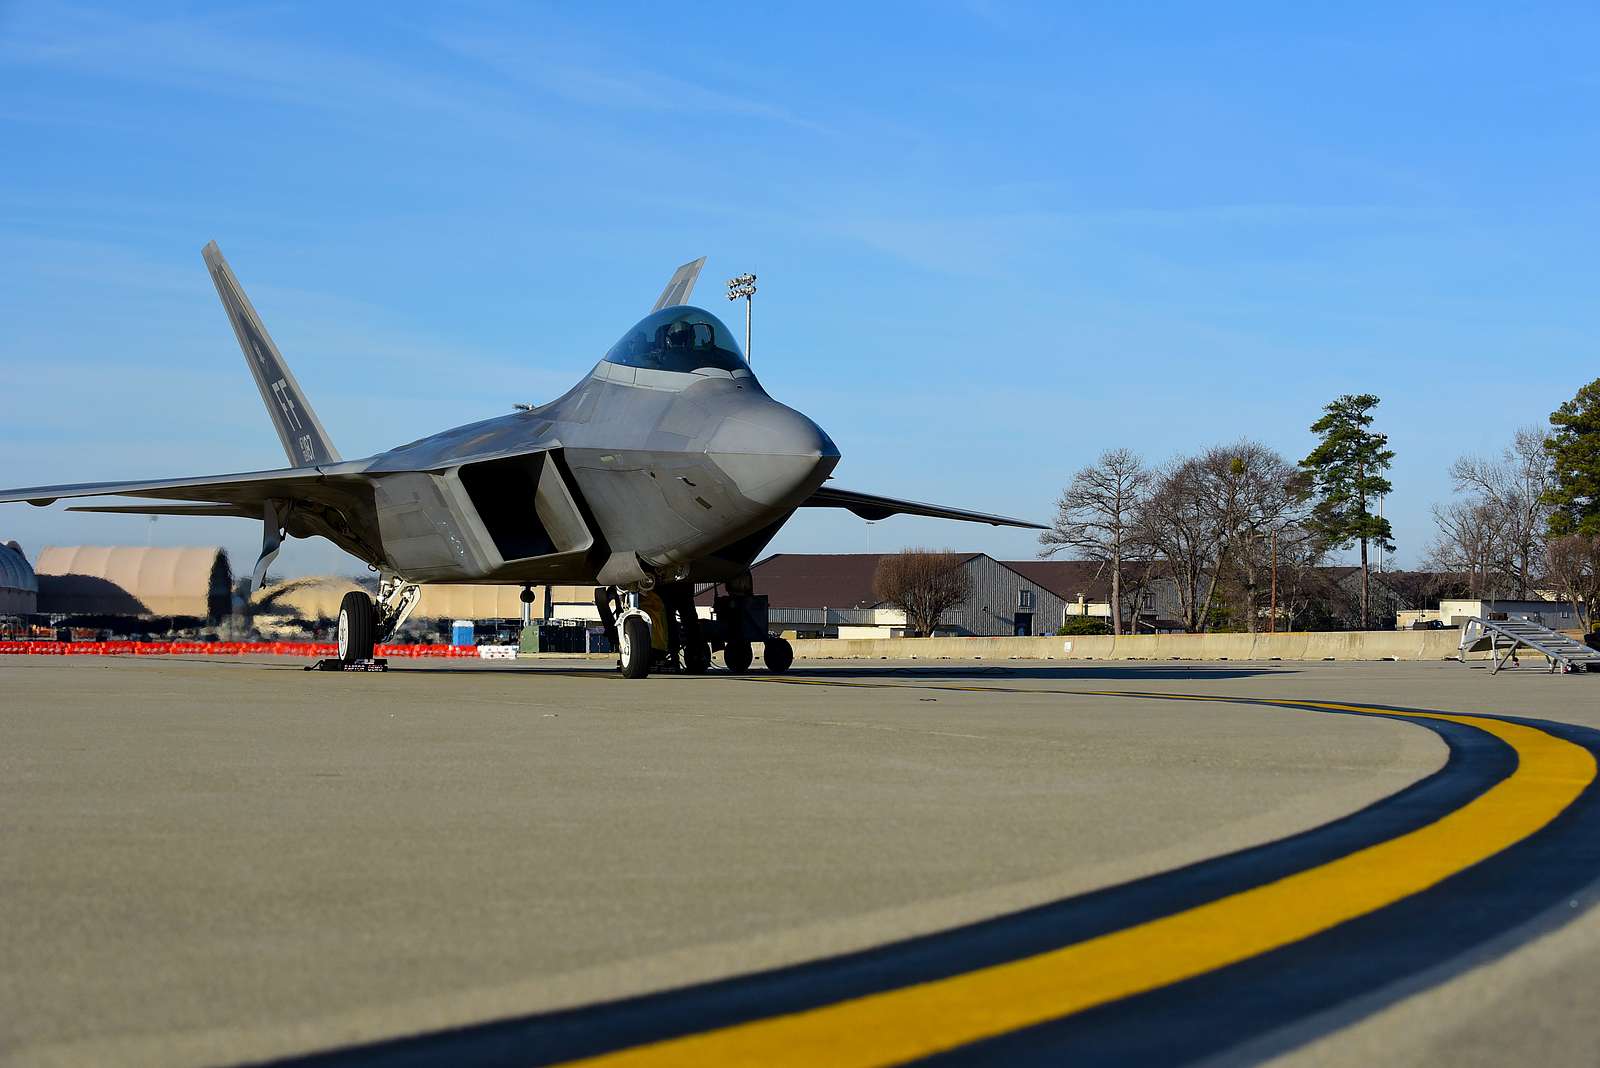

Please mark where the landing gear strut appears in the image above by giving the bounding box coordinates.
[600,581,710,679]
[376,576,422,641]
[618,611,652,679]
[599,570,792,678]
[661,581,711,675]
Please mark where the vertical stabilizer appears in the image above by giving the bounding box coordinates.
[651,257,706,312]
[202,242,340,468]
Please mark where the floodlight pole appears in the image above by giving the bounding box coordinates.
[1269,527,1278,635]
[727,273,757,362]
[1377,493,1385,572]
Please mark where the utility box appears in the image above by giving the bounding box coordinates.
[451,619,474,646]
[519,625,540,653]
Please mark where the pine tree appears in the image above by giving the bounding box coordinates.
[1544,378,1600,538]
[1300,394,1396,629]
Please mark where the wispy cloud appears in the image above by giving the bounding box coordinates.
[3,4,825,143]
[0,4,559,143]
[824,200,1401,278]
[431,28,828,132]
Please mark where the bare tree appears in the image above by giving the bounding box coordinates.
[1039,448,1151,635]
[1546,534,1600,632]
[1262,522,1329,631]
[1130,443,1306,633]
[1191,442,1311,632]
[1424,499,1509,597]
[1136,459,1224,632]
[1447,427,1553,597]
[873,549,974,638]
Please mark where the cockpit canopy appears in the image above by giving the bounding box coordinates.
[604,306,748,375]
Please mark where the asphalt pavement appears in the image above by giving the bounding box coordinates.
[1,655,1596,1067]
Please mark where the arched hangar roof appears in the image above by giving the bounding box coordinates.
[252,576,536,622]
[0,541,37,594]
[0,540,38,616]
[34,546,233,619]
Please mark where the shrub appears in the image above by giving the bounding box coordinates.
[1057,616,1112,636]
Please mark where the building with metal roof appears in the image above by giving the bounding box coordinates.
[0,540,38,616]
[694,553,1075,637]
[34,546,233,620]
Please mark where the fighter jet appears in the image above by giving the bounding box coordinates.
[1,246,1042,677]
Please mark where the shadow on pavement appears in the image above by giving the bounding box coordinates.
[384,661,1290,682]
[783,664,1291,682]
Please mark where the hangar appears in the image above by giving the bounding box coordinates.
[0,540,38,616]
[33,546,233,620]
[251,577,539,624]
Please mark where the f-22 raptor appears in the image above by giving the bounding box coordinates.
[1,246,1042,677]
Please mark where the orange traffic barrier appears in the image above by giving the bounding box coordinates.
[0,640,484,658]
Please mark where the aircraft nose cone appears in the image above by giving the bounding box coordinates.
[768,406,839,462]
[707,400,840,508]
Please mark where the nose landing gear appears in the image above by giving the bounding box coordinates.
[598,582,706,679]
[597,571,793,678]
[617,612,652,679]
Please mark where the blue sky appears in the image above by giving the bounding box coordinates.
[2,2,1598,577]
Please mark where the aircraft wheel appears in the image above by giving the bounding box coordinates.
[763,637,793,674]
[685,639,712,675]
[723,639,753,673]
[619,615,652,679]
[337,591,376,662]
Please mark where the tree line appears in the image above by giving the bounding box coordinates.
[1042,378,1600,634]
[1424,379,1600,628]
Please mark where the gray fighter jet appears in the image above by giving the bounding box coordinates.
[1,246,1041,677]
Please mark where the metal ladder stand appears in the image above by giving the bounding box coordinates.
[1458,616,1600,675]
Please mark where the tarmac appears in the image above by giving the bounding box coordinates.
[2,654,1598,1067]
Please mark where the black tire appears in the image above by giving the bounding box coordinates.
[763,637,793,674]
[685,639,712,675]
[723,639,753,673]
[337,591,376,663]
[619,614,652,679]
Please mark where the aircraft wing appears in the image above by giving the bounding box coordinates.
[65,503,261,518]
[801,486,1046,529]
[1,466,381,590]
[0,467,328,508]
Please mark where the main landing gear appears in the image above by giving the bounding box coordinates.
[337,591,375,661]
[712,570,791,675]
[332,577,422,666]
[595,571,792,680]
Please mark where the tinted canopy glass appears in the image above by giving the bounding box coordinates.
[605,306,747,374]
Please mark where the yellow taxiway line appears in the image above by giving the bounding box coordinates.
[560,697,1594,1068]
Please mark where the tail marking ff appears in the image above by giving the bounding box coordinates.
[202,242,340,468]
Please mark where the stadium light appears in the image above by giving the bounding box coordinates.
[726,273,756,362]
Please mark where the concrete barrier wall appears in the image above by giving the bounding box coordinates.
[789,630,1477,663]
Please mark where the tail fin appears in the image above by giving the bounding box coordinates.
[202,241,340,468]
[651,256,705,312]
